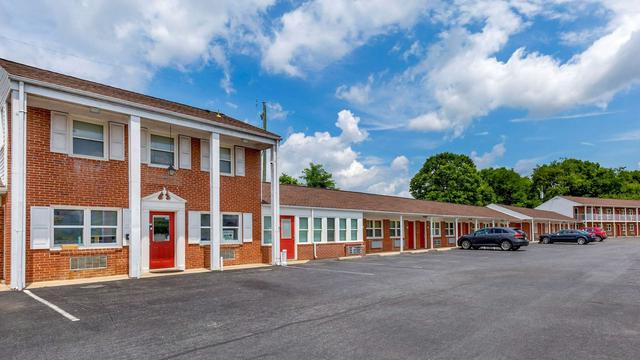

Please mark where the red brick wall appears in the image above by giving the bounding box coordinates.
[297,242,362,260]
[364,218,394,253]
[22,106,265,283]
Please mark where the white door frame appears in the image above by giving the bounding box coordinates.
[141,190,186,272]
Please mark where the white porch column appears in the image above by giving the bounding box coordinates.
[209,132,221,270]
[492,220,495,227]
[399,215,404,253]
[10,85,26,290]
[270,143,281,265]
[430,218,435,249]
[454,218,459,239]
[584,205,587,227]
[474,219,478,232]
[128,115,142,278]
[530,219,535,239]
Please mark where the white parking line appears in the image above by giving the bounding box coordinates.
[24,290,80,322]
[286,265,375,276]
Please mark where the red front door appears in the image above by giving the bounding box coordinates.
[280,216,295,260]
[417,221,426,248]
[150,211,175,269]
[406,221,415,249]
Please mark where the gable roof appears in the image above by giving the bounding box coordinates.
[0,58,279,139]
[489,204,574,221]
[262,184,519,220]
[559,195,640,207]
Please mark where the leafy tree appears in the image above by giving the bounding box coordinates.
[279,173,300,185]
[301,163,337,189]
[410,152,494,205]
[479,167,534,207]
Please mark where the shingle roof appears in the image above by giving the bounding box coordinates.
[262,184,519,220]
[0,58,279,139]
[492,204,574,221]
[560,196,640,207]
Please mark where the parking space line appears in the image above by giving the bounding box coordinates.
[24,290,80,322]
[286,265,375,276]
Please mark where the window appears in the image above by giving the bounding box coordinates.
[445,222,455,237]
[338,218,347,241]
[299,217,309,243]
[327,218,335,242]
[53,209,84,246]
[432,222,441,237]
[630,224,635,232]
[222,214,240,243]
[220,147,232,174]
[606,224,612,232]
[621,223,627,232]
[313,217,322,242]
[263,216,272,244]
[90,210,118,245]
[201,213,211,242]
[150,134,175,167]
[474,229,488,236]
[72,120,105,158]
[53,208,119,247]
[366,220,383,238]
[389,220,401,238]
[350,219,358,241]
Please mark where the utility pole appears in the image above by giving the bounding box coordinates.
[261,101,268,182]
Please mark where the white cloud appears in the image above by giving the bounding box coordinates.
[470,141,506,169]
[603,128,640,142]
[510,110,622,123]
[266,102,290,120]
[402,41,424,60]
[280,110,410,196]
[514,157,544,175]
[335,75,373,105]
[560,27,605,46]
[261,0,432,76]
[0,0,273,91]
[580,141,595,146]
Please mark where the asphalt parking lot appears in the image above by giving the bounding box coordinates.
[2,238,640,360]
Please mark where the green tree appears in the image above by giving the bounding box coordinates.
[479,167,534,207]
[279,173,300,185]
[410,152,494,205]
[301,163,337,189]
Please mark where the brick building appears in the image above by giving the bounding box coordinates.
[487,204,575,239]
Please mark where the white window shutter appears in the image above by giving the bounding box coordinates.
[50,112,69,153]
[30,206,51,249]
[235,146,245,176]
[179,135,191,169]
[109,123,125,160]
[188,211,201,244]
[122,208,131,246]
[200,139,210,171]
[140,128,149,164]
[243,213,253,242]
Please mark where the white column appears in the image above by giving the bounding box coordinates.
[583,205,587,227]
[430,218,435,249]
[492,220,495,227]
[454,218,459,239]
[399,215,404,253]
[10,85,26,290]
[270,143,281,265]
[128,115,142,278]
[209,132,221,270]
[531,219,535,239]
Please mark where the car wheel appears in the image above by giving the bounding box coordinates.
[500,240,512,251]
[597,236,603,242]
[541,237,551,244]
[461,240,472,250]
[577,237,587,245]
[511,246,520,251]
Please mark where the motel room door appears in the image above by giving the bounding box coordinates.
[280,216,296,260]
[149,211,175,270]
[406,221,415,249]
[417,221,426,248]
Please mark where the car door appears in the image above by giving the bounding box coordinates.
[488,228,503,246]
[556,230,570,242]
[472,229,488,246]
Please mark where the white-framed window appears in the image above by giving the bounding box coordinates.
[72,119,107,159]
[149,133,176,167]
[621,223,627,233]
[220,147,232,175]
[327,217,336,242]
[201,213,211,243]
[389,220,401,238]
[366,220,383,239]
[262,215,272,245]
[338,218,347,241]
[313,217,322,242]
[445,222,455,237]
[630,223,635,232]
[222,213,241,244]
[350,219,358,241]
[52,208,120,248]
[299,217,309,243]
[606,223,612,232]
[432,221,441,237]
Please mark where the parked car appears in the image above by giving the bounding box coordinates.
[583,226,607,241]
[458,227,529,251]
[539,229,594,245]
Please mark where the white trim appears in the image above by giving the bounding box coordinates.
[10,85,26,290]
[219,145,234,176]
[141,190,186,272]
[221,212,242,244]
[148,131,178,169]
[128,115,142,278]
[270,143,281,265]
[49,207,122,249]
[69,116,109,161]
[210,132,221,270]
[366,219,383,239]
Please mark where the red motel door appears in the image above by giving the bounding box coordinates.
[280,216,296,260]
[417,221,426,248]
[149,211,175,269]
[406,221,415,249]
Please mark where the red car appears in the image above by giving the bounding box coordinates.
[583,227,607,241]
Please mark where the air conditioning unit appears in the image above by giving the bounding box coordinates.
[346,245,364,256]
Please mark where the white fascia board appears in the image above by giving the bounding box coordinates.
[486,204,530,220]
[10,77,278,145]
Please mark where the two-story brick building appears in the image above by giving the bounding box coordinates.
[0,58,283,290]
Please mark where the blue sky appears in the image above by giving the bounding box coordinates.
[1,0,639,196]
